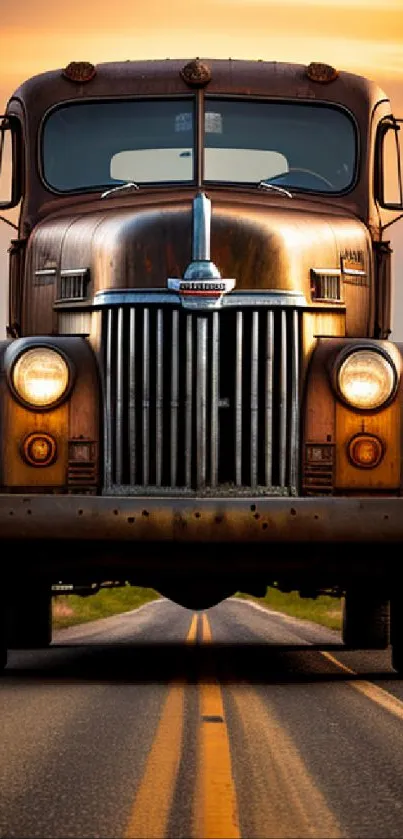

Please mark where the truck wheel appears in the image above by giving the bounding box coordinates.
[342,589,389,649]
[7,585,52,649]
[390,597,403,674]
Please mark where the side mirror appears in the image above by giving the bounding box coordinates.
[376,117,403,210]
[0,115,22,210]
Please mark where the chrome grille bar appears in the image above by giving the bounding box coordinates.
[210,311,220,487]
[250,310,259,488]
[128,308,136,485]
[289,309,300,489]
[102,302,302,495]
[156,308,164,486]
[265,310,274,487]
[104,308,113,489]
[185,315,193,487]
[115,307,124,485]
[196,317,208,487]
[170,310,179,487]
[142,308,150,485]
[279,310,287,487]
[235,311,243,486]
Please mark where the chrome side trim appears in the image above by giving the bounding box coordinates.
[94,290,307,309]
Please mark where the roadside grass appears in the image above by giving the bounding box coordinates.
[236,588,342,631]
[52,585,160,629]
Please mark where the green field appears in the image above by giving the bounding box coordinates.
[236,588,342,630]
[52,584,342,631]
[52,585,160,629]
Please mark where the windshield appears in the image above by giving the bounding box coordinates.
[42,97,357,194]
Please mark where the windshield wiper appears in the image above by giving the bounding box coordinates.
[257,181,293,199]
[101,182,140,199]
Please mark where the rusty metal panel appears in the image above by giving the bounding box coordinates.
[0,494,403,544]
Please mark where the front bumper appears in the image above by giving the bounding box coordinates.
[0,493,402,543]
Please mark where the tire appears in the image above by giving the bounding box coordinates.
[7,584,52,649]
[390,597,403,674]
[342,589,390,649]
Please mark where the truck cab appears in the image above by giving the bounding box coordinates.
[1,57,403,670]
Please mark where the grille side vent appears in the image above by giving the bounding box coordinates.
[57,268,90,302]
[310,268,342,302]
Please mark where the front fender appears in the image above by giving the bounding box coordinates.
[302,337,403,494]
[0,336,100,492]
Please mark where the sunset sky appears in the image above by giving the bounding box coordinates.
[1,0,403,333]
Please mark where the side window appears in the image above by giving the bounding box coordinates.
[378,118,403,208]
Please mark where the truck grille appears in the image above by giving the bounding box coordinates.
[102,304,301,495]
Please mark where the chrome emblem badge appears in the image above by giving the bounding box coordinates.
[167,276,236,309]
[168,277,235,299]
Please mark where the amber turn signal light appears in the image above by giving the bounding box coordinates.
[347,434,384,469]
[21,433,57,467]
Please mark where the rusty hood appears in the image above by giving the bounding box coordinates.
[23,190,372,333]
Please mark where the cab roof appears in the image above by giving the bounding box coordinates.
[8,58,389,117]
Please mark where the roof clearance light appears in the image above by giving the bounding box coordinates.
[306,62,339,83]
[180,58,211,87]
[62,62,96,83]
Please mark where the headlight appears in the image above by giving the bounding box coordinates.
[12,348,70,408]
[336,348,397,410]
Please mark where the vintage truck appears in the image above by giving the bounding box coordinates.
[1,56,403,670]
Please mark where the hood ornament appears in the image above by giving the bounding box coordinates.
[168,192,236,309]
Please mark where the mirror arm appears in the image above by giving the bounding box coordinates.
[0,215,18,231]
[381,212,403,233]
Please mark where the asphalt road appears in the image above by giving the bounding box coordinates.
[2,597,403,838]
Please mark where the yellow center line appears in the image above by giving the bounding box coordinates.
[187,612,199,644]
[194,612,240,839]
[321,650,403,720]
[125,613,198,839]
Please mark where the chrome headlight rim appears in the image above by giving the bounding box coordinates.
[8,344,74,411]
[332,344,398,412]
